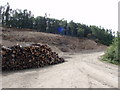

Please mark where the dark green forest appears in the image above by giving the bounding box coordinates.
[0,3,115,46]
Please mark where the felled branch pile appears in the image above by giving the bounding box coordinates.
[2,44,64,71]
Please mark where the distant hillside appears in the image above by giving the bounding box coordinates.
[1,3,114,46]
[1,27,107,53]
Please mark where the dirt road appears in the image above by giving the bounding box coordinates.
[2,50,118,88]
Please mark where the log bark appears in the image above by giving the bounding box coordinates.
[2,44,65,71]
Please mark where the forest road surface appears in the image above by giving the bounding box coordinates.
[2,50,118,88]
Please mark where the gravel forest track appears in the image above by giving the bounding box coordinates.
[1,27,118,88]
[2,50,118,88]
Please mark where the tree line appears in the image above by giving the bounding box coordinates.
[0,3,115,46]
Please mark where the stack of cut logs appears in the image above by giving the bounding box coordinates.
[1,43,64,71]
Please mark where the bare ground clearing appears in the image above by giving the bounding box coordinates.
[1,27,118,88]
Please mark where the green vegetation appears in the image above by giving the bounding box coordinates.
[0,3,115,46]
[102,32,120,65]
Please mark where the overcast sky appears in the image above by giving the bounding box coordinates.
[0,0,119,32]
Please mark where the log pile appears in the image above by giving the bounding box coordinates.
[1,43,64,71]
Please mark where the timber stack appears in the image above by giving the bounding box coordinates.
[1,43,64,71]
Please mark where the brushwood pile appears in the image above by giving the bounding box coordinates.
[1,43,64,71]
